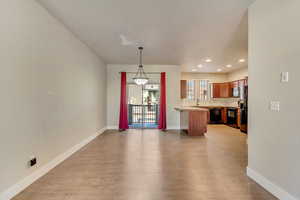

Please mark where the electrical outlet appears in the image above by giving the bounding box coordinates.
[270,101,280,111]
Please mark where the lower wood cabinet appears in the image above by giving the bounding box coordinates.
[180,80,187,99]
[237,108,241,128]
[221,108,227,123]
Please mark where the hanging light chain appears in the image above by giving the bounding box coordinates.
[133,46,149,85]
[139,46,143,67]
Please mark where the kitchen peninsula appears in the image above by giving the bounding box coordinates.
[174,107,209,136]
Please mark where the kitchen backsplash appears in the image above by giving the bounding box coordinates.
[181,98,240,107]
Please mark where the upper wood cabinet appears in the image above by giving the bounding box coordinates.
[212,83,221,98]
[183,78,247,99]
[220,82,231,98]
[213,82,231,98]
[180,80,187,99]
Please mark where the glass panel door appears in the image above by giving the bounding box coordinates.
[128,83,160,129]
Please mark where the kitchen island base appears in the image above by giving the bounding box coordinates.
[175,107,208,136]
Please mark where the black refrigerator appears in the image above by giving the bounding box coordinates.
[240,85,248,133]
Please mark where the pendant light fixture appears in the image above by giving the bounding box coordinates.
[133,47,149,85]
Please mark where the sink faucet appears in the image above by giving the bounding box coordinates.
[196,98,200,106]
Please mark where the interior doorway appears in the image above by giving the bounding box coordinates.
[128,83,160,129]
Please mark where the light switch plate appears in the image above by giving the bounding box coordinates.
[270,101,280,111]
[281,72,289,82]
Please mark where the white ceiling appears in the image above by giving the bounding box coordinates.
[37,0,254,73]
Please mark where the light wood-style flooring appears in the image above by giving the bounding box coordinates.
[13,125,277,200]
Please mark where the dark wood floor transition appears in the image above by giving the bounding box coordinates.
[13,125,277,200]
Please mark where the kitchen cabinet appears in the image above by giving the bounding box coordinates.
[188,77,248,99]
[212,83,221,98]
[207,110,210,124]
[175,107,208,136]
[221,108,227,123]
[220,83,231,98]
[180,80,187,99]
[213,83,231,98]
[237,108,241,128]
[213,79,249,98]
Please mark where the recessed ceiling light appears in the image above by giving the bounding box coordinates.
[205,58,212,63]
[217,68,222,72]
[192,69,197,72]
[239,59,246,63]
[197,64,203,68]
[226,64,232,68]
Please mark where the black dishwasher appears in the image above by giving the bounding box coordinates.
[209,108,223,124]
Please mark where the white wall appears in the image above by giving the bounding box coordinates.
[107,65,181,129]
[0,0,106,196]
[249,1,300,199]
[227,67,248,81]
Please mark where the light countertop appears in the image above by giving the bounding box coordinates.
[174,106,209,112]
[195,105,239,109]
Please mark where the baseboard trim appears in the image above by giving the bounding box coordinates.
[247,167,298,200]
[0,127,107,200]
[167,126,180,130]
[106,126,118,130]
